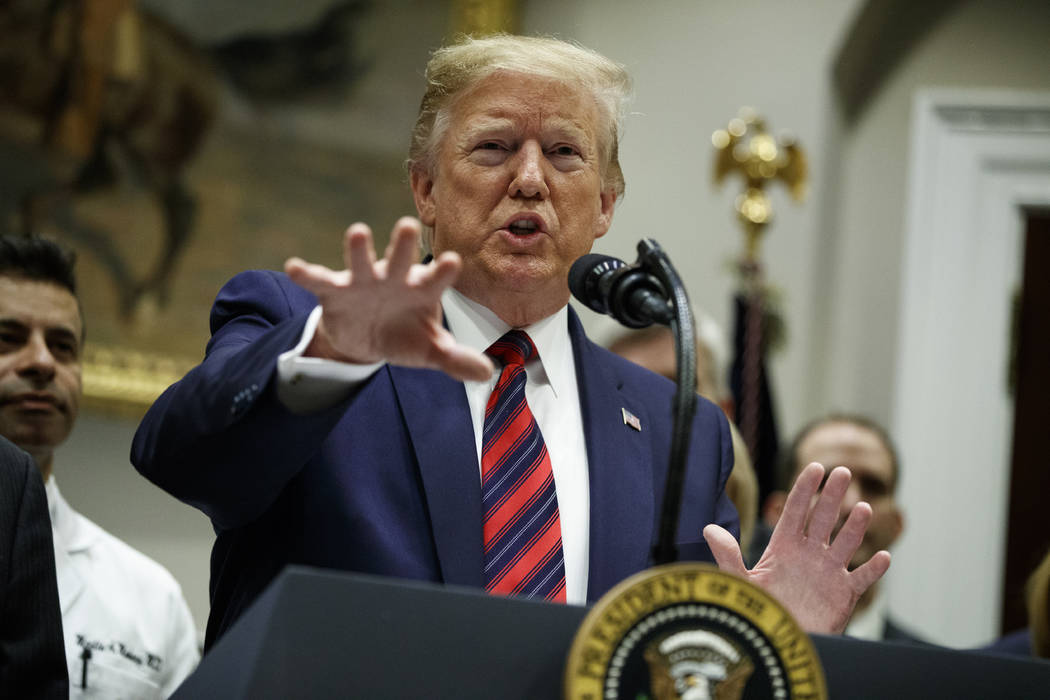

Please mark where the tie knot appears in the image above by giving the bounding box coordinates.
[486,330,535,367]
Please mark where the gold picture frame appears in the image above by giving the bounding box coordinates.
[5,1,517,418]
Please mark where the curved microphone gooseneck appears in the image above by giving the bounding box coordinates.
[568,240,697,565]
[636,240,697,566]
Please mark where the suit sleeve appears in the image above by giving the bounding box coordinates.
[131,270,359,531]
[710,404,741,538]
[0,442,68,700]
[673,398,740,563]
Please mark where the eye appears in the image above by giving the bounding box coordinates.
[469,140,511,165]
[0,329,27,352]
[857,476,890,498]
[46,332,79,362]
[549,144,581,158]
[51,341,78,361]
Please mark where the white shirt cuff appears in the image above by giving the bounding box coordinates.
[276,305,385,413]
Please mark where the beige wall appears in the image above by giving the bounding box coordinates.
[827,0,1050,644]
[825,0,1050,423]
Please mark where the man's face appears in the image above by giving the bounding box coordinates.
[412,71,616,323]
[0,276,82,458]
[612,330,722,405]
[796,421,903,568]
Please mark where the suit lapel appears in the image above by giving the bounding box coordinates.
[570,311,655,600]
[389,365,482,589]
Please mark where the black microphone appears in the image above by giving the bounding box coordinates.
[569,253,673,328]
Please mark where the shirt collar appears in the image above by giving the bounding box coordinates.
[441,288,573,398]
[845,585,888,641]
[44,476,83,552]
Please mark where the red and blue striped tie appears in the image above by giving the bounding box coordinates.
[481,330,566,602]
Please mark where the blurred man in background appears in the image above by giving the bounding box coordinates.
[763,413,925,643]
[0,235,199,697]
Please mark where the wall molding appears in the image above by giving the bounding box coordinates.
[888,88,1050,646]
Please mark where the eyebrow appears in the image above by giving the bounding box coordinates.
[47,326,79,342]
[461,114,593,142]
[0,318,80,340]
[461,115,515,131]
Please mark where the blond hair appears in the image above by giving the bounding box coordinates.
[407,34,631,200]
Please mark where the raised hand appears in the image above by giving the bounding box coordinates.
[703,463,892,634]
[285,217,493,382]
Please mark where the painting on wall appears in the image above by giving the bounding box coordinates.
[0,0,517,416]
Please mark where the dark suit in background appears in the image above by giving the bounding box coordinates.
[131,271,739,649]
[981,628,1032,657]
[0,435,68,699]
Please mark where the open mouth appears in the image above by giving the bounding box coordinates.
[507,219,540,236]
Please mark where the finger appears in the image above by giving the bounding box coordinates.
[345,224,377,281]
[385,217,422,281]
[435,342,495,383]
[828,501,873,564]
[416,251,462,293]
[849,550,891,594]
[806,466,851,544]
[285,257,347,293]
[284,256,309,278]
[703,524,748,577]
[775,462,824,536]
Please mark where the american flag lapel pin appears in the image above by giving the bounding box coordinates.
[621,407,642,432]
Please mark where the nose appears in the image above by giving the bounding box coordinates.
[508,142,550,199]
[17,332,57,383]
[839,479,863,519]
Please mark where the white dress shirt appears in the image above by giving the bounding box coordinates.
[442,289,590,604]
[845,586,889,641]
[276,289,591,604]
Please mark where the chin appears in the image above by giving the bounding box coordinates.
[9,421,69,449]
[491,261,558,291]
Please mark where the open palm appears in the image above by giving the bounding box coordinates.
[705,463,892,634]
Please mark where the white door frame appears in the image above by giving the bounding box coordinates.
[889,89,1050,646]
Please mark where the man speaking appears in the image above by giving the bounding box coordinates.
[132,35,888,649]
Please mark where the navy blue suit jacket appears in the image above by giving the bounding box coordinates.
[132,270,739,649]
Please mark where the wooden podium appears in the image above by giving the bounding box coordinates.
[174,566,1050,699]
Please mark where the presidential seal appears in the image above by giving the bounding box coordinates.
[564,563,826,700]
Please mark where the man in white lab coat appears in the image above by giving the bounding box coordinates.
[0,235,199,697]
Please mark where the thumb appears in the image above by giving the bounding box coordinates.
[850,550,892,594]
[703,524,748,577]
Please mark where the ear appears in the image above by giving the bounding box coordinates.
[762,491,788,527]
[594,187,617,240]
[411,168,437,226]
[887,505,905,547]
